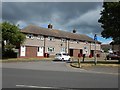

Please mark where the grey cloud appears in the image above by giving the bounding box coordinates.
[0,2,2,19]
[2,2,102,35]
[3,0,104,2]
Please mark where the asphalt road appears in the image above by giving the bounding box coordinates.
[2,67,118,89]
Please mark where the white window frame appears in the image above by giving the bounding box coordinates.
[70,40,74,43]
[76,40,79,44]
[61,38,66,42]
[48,36,54,41]
[26,34,29,38]
[91,43,94,46]
[61,47,66,52]
[26,34,34,39]
[37,35,44,40]
[47,47,55,52]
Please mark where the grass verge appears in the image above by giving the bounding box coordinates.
[0,57,54,63]
[70,59,120,69]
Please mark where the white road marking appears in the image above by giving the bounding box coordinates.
[16,84,57,88]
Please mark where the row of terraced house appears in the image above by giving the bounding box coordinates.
[19,24,101,58]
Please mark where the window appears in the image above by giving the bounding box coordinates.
[61,39,66,42]
[70,40,74,43]
[26,34,34,39]
[84,41,88,44]
[56,53,61,56]
[63,53,69,56]
[76,40,79,44]
[48,47,54,52]
[37,35,44,40]
[61,47,66,52]
[84,46,87,49]
[91,43,94,46]
[48,36,54,41]
[26,35,29,38]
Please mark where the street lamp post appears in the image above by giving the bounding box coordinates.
[94,34,97,65]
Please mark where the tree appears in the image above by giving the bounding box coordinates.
[1,21,26,57]
[98,2,120,44]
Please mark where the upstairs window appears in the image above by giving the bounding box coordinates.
[26,34,34,39]
[61,39,66,42]
[48,36,54,41]
[91,43,94,46]
[70,40,75,43]
[37,35,44,40]
[76,40,79,44]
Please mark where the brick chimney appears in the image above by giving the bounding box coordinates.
[48,24,53,29]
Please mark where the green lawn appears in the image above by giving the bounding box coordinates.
[70,57,120,68]
[0,57,54,63]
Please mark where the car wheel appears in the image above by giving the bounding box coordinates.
[62,58,64,61]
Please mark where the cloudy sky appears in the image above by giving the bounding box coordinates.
[2,1,112,44]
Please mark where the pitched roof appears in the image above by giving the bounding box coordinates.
[21,25,101,43]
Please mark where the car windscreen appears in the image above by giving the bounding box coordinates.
[63,53,69,56]
[56,53,61,56]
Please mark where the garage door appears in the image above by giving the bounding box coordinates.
[26,46,37,58]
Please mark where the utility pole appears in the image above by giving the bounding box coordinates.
[94,34,97,65]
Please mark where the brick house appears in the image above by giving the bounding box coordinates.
[19,24,101,58]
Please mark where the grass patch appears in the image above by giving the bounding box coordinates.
[0,57,54,63]
[70,59,120,68]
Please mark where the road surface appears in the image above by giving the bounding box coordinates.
[2,61,119,89]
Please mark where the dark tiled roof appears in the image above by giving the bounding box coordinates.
[21,25,101,43]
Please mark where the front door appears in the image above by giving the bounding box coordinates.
[20,46,26,56]
[37,47,44,56]
[69,49,73,56]
[91,50,94,57]
[80,49,83,55]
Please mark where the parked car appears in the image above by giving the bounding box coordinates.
[106,53,120,60]
[54,53,71,61]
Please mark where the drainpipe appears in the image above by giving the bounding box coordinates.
[68,39,70,54]
[65,39,67,53]
[44,36,46,57]
[90,42,91,56]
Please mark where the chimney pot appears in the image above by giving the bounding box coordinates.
[48,24,53,29]
[73,29,76,33]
